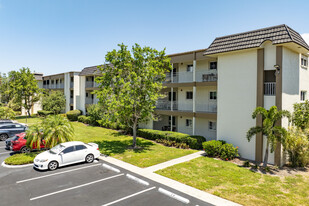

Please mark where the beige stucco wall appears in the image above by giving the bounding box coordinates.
[217,49,257,160]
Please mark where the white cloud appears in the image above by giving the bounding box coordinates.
[302,33,309,45]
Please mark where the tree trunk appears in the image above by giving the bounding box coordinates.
[132,120,137,148]
[263,140,269,168]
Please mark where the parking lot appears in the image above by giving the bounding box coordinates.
[0,141,211,206]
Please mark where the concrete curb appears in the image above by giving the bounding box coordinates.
[1,161,33,168]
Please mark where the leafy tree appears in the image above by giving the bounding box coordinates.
[42,115,74,148]
[0,106,16,120]
[42,90,66,114]
[247,106,290,167]
[95,43,171,148]
[26,124,44,150]
[292,100,309,129]
[0,73,12,104]
[9,68,42,117]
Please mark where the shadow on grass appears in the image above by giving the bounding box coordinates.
[95,138,154,156]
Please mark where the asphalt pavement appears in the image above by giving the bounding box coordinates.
[0,141,211,206]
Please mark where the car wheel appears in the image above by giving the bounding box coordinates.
[48,161,58,171]
[85,154,94,163]
[20,146,31,153]
[0,134,8,141]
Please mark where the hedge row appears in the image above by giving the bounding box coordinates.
[202,140,239,160]
[66,110,82,121]
[77,115,91,124]
[37,110,53,117]
[137,129,205,149]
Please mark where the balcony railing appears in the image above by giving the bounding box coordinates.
[164,70,218,83]
[86,81,100,88]
[43,83,64,89]
[264,82,276,96]
[156,100,178,110]
[196,70,217,82]
[155,100,217,113]
[196,102,217,113]
[86,98,94,104]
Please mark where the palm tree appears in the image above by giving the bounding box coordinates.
[43,115,74,148]
[26,124,44,152]
[247,106,290,167]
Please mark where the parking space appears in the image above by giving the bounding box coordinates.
[0,156,211,206]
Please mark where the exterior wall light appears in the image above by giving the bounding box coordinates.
[274,64,280,74]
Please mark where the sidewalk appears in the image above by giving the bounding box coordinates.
[99,151,241,206]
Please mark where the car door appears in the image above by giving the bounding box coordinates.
[75,144,88,161]
[60,146,77,165]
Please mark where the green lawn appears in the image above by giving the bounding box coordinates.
[156,157,309,206]
[17,117,195,167]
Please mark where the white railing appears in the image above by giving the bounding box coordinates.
[264,82,276,96]
[196,102,217,113]
[86,81,94,88]
[70,98,73,104]
[70,82,73,88]
[86,98,93,104]
[164,72,193,83]
[156,100,178,110]
[43,83,64,89]
[196,70,217,82]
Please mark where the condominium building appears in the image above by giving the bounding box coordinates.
[24,24,309,166]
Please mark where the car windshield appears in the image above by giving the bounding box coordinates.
[50,144,65,154]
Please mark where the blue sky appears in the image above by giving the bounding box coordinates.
[1,0,309,75]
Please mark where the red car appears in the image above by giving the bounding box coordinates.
[11,133,46,153]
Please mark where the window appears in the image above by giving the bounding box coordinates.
[169,116,176,126]
[15,124,22,128]
[301,56,308,68]
[186,119,192,127]
[70,91,73,98]
[70,106,73,111]
[168,92,176,101]
[210,62,217,70]
[71,77,74,82]
[76,145,87,151]
[209,91,217,100]
[301,91,307,101]
[186,91,193,100]
[56,80,58,84]
[62,146,75,154]
[209,121,217,131]
[187,64,193,72]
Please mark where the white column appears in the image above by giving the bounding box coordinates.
[170,116,173,131]
[79,76,86,114]
[64,73,70,112]
[193,60,196,82]
[171,87,173,111]
[193,116,196,135]
[193,86,196,112]
[73,73,80,110]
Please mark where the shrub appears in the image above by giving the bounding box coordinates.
[87,104,104,125]
[202,140,223,157]
[66,110,82,121]
[243,160,250,167]
[220,143,239,160]
[137,129,205,149]
[202,140,239,160]
[37,110,53,117]
[0,106,16,120]
[283,127,309,167]
[15,111,21,116]
[78,115,90,124]
[59,114,67,118]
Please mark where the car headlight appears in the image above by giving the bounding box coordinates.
[39,159,48,162]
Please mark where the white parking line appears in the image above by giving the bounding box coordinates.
[17,163,101,184]
[102,186,156,206]
[0,146,6,149]
[0,151,11,155]
[30,173,124,201]
[158,188,190,204]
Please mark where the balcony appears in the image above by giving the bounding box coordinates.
[155,100,217,113]
[196,70,217,82]
[86,98,94,104]
[264,82,276,96]
[164,70,217,84]
[156,100,178,110]
[43,83,64,89]
[164,72,193,83]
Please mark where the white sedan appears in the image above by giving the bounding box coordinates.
[33,141,101,171]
